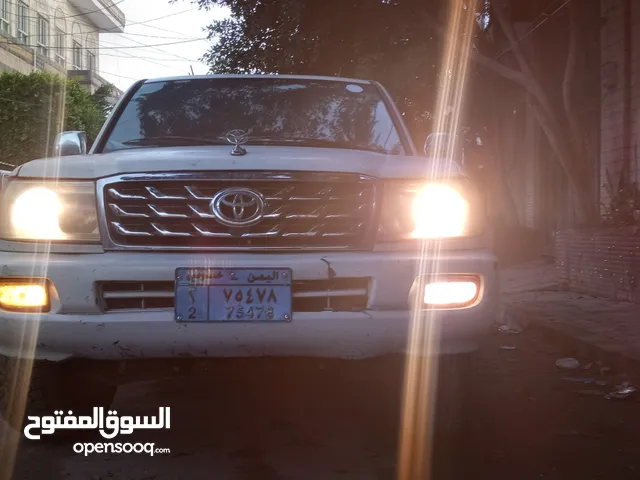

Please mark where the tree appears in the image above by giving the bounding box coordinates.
[181,0,600,223]
[179,0,449,141]
[0,71,111,167]
[477,1,600,224]
[90,83,117,117]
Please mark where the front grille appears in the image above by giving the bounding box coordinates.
[98,278,370,313]
[102,174,376,249]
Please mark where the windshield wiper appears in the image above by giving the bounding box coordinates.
[122,136,228,147]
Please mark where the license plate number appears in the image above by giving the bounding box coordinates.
[174,268,292,322]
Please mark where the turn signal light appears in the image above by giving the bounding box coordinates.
[0,280,50,312]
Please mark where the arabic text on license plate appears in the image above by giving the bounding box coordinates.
[174,268,292,322]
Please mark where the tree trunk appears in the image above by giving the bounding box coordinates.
[491,3,593,223]
[423,5,593,222]
[562,1,583,151]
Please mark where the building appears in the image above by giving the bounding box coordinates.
[0,0,124,96]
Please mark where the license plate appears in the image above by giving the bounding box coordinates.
[174,268,292,322]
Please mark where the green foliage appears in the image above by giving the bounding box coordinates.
[0,71,110,168]
[171,1,547,149]
[90,83,116,117]
[175,0,520,143]
[177,0,461,140]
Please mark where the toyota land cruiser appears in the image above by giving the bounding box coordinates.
[0,75,498,429]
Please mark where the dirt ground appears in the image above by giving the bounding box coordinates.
[4,327,640,480]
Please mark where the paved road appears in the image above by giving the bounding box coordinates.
[4,328,640,480]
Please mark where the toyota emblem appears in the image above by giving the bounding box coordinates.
[226,129,249,156]
[210,188,265,227]
[225,129,249,146]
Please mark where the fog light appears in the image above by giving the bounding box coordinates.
[0,281,49,311]
[423,280,479,307]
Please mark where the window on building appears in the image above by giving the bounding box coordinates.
[0,0,9,35]
[37,15,50,57]
[17,1,28,44]
[72,41,82,69]
[87,51,96,72]
[55,28,65,65]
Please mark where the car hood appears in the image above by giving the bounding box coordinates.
[16,146,463,180]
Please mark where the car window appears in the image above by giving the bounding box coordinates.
[102,78,405,155]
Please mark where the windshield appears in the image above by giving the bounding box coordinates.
[101,78,405,155]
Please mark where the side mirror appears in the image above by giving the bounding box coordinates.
[0,170,11,191]
[54,131,87,157]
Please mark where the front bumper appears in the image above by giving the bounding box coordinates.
[0,249,499,361]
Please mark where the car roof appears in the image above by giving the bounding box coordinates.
[143,74,373,85]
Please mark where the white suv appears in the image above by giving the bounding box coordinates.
[0,75,498,428]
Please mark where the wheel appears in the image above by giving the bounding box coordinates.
[0,355,118,436]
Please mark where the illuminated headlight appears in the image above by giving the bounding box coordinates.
[378,181,481,241]
[0,180,100,242]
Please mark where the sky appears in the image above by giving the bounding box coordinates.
[99,0,230,92]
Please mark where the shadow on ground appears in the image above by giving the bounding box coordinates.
[5,328,640,480]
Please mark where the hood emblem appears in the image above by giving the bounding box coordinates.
[210,188,264,227]
[226,129,249,156]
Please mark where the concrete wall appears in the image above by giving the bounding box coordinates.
[600,0,640,211]
[0,39,34,73]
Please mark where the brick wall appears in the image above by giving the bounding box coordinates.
[556,229,640,302]
[527,1,640,301]
[600,0,640,212]
[575,0,640,303]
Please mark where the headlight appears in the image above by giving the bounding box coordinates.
[0,180,100,242]
[378,180,482,241]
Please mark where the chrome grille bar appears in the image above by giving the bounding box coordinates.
[111,222,152,236]
[109,204,149,218]
[146,186,187,200]
[184,186,214,200]
[151,223,191,236]
[192,225,232,237]
[188,205,216,218]
[108,188,145,200]
[148,205,189,218]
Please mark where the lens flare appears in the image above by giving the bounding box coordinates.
[411,184,469,238]
[10,187,65,240]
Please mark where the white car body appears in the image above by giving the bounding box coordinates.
[0,75,499,362]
